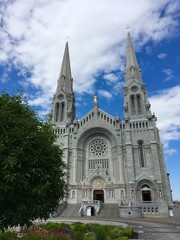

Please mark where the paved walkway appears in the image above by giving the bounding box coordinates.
[45,216,180,239]
[115,217,180,239]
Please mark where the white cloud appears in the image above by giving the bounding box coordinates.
[0,0,180,123]
[103,73,119,84]
[98,90,112,99]
[1,0,179,96]
[157,53,167,59]
[150,85,180,154]
[163,68,174,81]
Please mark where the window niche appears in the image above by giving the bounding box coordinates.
[138,140,145,168]
[130,95,135,115]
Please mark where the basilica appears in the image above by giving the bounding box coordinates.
[50,33,174,217]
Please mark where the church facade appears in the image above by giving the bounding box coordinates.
[50,33,174,217]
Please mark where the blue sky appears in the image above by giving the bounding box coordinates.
[0,0,180,200]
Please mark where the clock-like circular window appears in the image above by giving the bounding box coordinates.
[57,94,64,100]
[131,86,138,92]
[89,139,107,157]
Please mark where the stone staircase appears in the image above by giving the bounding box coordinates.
[60,204,81,217]
[59,203,119,219]
[97,204,119,218]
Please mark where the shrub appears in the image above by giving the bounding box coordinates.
[39,222,70,230]
[22,226,72,240]
[111,226,123,239]
[118,237,128,240]
[70,222,88,240]
[49,227,72,240]
[122,227,133,237]
[22,227,50,239]
[0,231,18,240]
[94,225,108,240]
[84,232,96,240]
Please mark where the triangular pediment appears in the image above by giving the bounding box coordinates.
[136,171,155,182]
[77,107,117,130]
[85,168,110,184]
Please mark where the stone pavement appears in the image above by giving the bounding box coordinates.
[45,216,180,239]
[118,217,180,239]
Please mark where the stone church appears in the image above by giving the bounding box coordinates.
[50,33,174,217]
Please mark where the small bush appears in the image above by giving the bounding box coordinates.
[84,232,96,240]
[111,226,123,239]
[39,222,70,230]
[94,225,108,240]
[70,222,88,240]
[0,231,18,240]
[122,227,133,237]
[119,237,128,240]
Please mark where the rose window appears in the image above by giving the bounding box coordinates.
[89,139,107,157]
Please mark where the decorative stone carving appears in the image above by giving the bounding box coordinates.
[92,178,105,189]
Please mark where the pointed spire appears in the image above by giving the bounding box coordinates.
[125,32,142,84]
[57,42,72,94]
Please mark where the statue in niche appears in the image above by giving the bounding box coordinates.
[159,189,162,199]
[72,190,75,199]
[124,103,129,120]
[121,190,124,199]
[131,189,135,198]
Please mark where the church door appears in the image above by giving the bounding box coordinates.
[142,190,151,202]
[93,190,104,202]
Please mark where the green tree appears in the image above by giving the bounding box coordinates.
[0,92,67,230]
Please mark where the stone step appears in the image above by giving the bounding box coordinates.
[98,204,119,218]
[60,204,81,217]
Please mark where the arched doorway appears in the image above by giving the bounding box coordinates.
[93,190,104,202]
[141,184,152,202]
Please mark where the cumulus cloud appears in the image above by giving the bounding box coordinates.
[150,85,180,154]
[1,0,179,97]
[157,53,167,59]
[103,73,119,84]
[98,90,112,99]
[163,68,174,81]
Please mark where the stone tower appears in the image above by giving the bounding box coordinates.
[51,42,76,125]
[51,34,174,217]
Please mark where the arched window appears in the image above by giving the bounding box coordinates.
[55,102,60,122]
[60,102,65,122]
[137,94,142,114]
[130,95,135,115]
[138,140,145,168]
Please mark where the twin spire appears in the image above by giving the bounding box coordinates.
[125,32,142,85]
[57,33,142,96]
[52,33,149,124]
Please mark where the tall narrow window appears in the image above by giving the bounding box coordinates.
[130,95,135,115]
[60,102,65,122]
[55,102,60,122]
[137,94,142,114]
[138,140,145,167]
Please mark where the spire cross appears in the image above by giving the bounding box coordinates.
[65,35,70,41]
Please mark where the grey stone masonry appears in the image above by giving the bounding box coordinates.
[50,33,174,218]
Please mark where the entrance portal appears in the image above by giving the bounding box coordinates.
[93,190,104,202]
